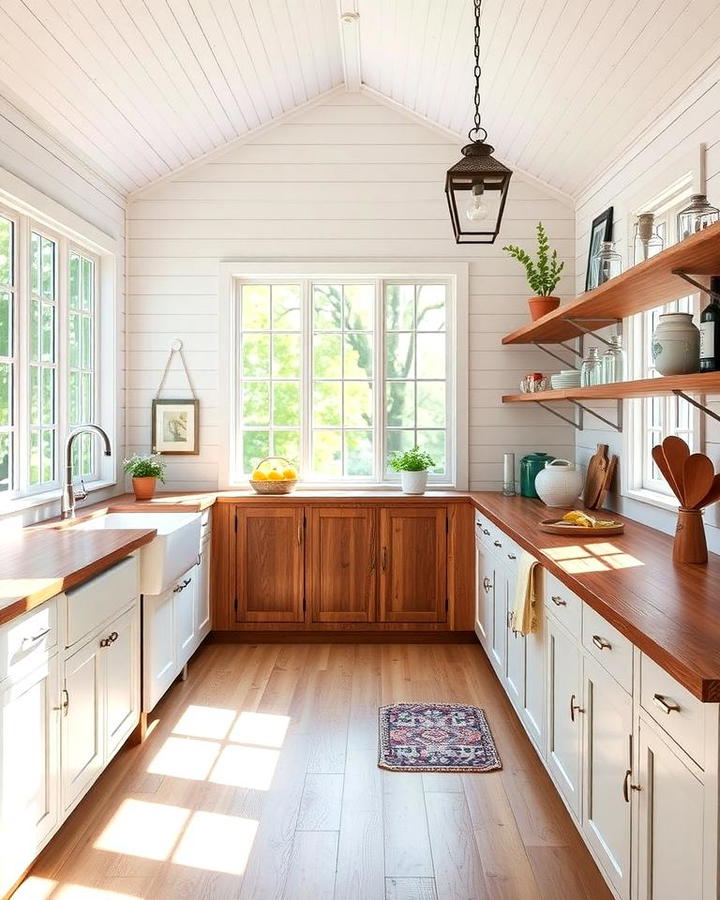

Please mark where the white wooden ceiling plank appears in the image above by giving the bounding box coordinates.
[283,0,322,99]
[268,0,310,103]
[407,0,449,121]
[321,0,345,85]
[424,0,465,127]
[246,0,304,108]
[299,0,334,93]
[376,0,399,98]
[356,0,380,88]
[389,0,412,103]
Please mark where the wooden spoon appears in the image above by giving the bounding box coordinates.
[697,473,720,509]
[682,453,715,509]
[661,436,691,504]
[651,445,684,502]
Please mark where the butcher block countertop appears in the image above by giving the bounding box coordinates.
[471,492,720,702]
[0,527,156,627]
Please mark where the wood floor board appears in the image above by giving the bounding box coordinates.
[16,643,611,900]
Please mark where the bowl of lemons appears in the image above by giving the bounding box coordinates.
[249,456,299,494]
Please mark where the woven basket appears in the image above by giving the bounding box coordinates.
[249,456,298,494]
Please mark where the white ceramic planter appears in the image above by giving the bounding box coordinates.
[400,470,429,494]
[535,459,583,508]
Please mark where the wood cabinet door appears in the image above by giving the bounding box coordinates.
[236,507,305,623]
[379,507,447,623]
[547,615,583,820]
[307,507,377,623]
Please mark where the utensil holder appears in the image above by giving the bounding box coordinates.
[673,508,708,564]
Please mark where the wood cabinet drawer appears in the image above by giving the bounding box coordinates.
[640,653,705,768]
[0,597,58,683]
[582,603,633,694]
[66,556,139,648]
[544,572,582,639]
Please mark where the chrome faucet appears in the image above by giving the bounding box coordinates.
[61,425,112,520]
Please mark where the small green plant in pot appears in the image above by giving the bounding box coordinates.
[388,446,436,495]
[123,453,166,501]
[503,221,565,321]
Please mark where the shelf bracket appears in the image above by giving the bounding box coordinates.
[562,317,622,348]
[672,270,720,301]
[533,341,582,370]
[673,390,720,425]
[568,399,624,433]
[533,401,583,430]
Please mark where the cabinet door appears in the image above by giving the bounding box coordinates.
[474,538,494,648]
[379,507,447,623]
[143,588,177,713]
[104,605,140,761]
[174,570,196,660]
[489,560,507,676]
[547,616,583,819]
[582,656,632,900]
[195,535,212,644]
[0,657,60,896]
[636,717,704,900]
[522,592,545,752]
[62,637,103,812]
[504,564,526,712]
[308,507,377,623]
[236,507,304,623]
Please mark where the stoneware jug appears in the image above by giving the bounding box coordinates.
[652,312,700,376]
[535,459,584,508]
[519,451,555,498]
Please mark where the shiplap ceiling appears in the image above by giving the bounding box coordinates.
[0,0,719,198]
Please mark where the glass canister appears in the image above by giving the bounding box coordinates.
[601,335,625,383]
[678,194,720,240]
[581,347,602,386]
[633,213,664,264]
[519,451,555,499]
[592,241,623,286]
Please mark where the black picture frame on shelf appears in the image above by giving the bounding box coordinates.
[585,207,614,291]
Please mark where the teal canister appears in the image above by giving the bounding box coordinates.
[519,452,555,499]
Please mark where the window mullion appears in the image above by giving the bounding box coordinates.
[376,278,384,483]
[302,279,312,480]
[16,215,29,495]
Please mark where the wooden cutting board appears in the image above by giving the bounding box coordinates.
[583,444,612,509]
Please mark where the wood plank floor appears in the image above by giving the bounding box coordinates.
[13,643,612,900]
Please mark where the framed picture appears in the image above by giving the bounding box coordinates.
[152,399,199,455]
[585,207,614,291]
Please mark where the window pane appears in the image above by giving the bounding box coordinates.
[0,217,12,286]
[30,299,40,363]
[344,284,373,330]
[385,284,414,330]
[344,333,373,378]
[273,430,300,466]
[345,430,373,476]
[0,291,11,358]
[386,429,415,461]
[416,333,445,379]
[312,430,342,477]
[41,237,55,300]
[81,257,93,310]
[313,285,342,330]
[344,382,372,428]
[416,285,446,331]
[272,334,301,378]
[242,284,270,329]
[417,430,446,475]
[272,284,301,330]
[243,430,269,473]
[273,382,300,427]
[42,367,54,424]
[31,233,40,296]
[0,362,10,425]
[242,334,270,377]
[41,304,54,362]
[313,381,342,427]
[386,381,414,427]
[30,367,40,425]
[242,381,270,426]
[0,432,9,492]
[313,334,342,378]
[386,333,415,379]
[417,383,446,428]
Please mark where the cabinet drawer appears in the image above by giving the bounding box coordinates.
[640,653,705,768]
[582,603,633,693]
[544,572,582,639]
[0,597,58,683]
[66,556,139,648]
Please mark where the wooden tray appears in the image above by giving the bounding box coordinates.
[539,518,625,536]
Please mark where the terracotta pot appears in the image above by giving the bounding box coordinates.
[132,476,157,501]
[528,295,560,321]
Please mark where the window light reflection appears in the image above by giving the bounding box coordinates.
[10,876,58,900]
[542,541,644,574]
[146,736,220,781]
[172,705,236,741]
[210,744,280,790]
[53,887,141,900]
[172,811,258,875]
[230,711,290,748]
[94,799,190,860]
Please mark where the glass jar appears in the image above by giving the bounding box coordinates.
[601,334,625,383]
[633,213,664,264]
[581,347,602,386]
[592,241,623,286]
[678,194,720,240]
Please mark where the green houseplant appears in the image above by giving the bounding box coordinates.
[503,222,565,321]
[388,446,436,495]
[123,453,166,501]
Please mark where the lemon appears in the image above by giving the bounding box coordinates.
[283,467,298,480]
[251,470,268,481]
[267,469,283,481]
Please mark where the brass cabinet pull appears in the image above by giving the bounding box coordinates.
[570,694,584,722]
[592,635,612,651]
[653,693,680,715]
[623,769,632,802]
[54,688,69,716]
[482,576,492,593]
[551,595,566,606]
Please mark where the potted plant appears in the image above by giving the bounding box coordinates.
[123,453,166,501]
[388,446,436,495]
[503,222,565,321]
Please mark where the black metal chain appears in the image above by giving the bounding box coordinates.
[468,0,487,143]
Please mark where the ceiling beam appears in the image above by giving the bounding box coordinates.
[337,5,362,91]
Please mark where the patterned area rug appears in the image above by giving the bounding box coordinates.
[378,702,502,773]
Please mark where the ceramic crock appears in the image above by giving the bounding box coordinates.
[652,312,700,375]
[535,459,583,508]
[519,451,555,499]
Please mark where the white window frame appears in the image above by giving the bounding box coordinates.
[219,261,469,490]
[0,186,117,514]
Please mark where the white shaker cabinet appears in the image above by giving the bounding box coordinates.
[474,531,495,650]
[62,635,103,812]
[194,531,212,649]
[522,572,546,751]
[104,605,140,761]
[547,613,583,820]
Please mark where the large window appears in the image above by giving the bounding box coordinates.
[232,275,457,486]
[0,214,15,493]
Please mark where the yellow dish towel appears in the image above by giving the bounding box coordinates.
[510,550,539,636]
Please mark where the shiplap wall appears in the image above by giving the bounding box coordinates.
[574,66,720,552]
[127,90,575,491]
[0,96,126,525]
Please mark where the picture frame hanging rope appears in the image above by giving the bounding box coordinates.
[152,339,200,456]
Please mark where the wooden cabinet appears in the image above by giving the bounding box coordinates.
[379,507,447,623]
[235,507,305,623]
[636,715,704,900]
[582,656,632,900]
[307,507,376,623]
[547,614,583,820]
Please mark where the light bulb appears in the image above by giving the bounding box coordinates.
[465,184,488,222]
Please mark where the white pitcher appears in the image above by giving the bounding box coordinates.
[535,459,583,508]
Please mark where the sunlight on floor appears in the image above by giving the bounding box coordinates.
[172,811,258,875]
[171,704,236,741]
[94,798,190,861]
[209,744,279,790]
[147,736,220,781]
[13,880,140,900]
[230,711,290,748]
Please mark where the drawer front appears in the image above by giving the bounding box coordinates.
[200,509,212,541]
[66,556,139,648]
[640,653,705,768]
[582,603,633,693]
[0,597,58,683]
[544,572,582,639]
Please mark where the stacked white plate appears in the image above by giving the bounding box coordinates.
[550,369,582,389]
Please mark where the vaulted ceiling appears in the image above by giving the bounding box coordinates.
[0,0,718,199]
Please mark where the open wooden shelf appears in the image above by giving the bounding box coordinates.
[502,221,720,345]
[502,372,720,404]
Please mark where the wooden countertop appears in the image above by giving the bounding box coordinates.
[470,492,720,702]
[0,527,156,626]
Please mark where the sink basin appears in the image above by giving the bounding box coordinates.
[70,512,202,595]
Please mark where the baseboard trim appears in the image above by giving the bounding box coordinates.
[208,630,478,644]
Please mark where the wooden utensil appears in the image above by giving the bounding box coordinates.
[661,436,691,504]
[594,453,617,510]
[583,443,610,509]
[698,473,720,509]
[651,445,684,502]
[683,453,715,509]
